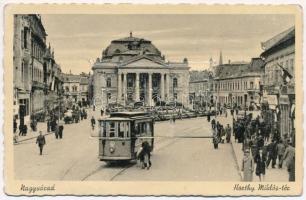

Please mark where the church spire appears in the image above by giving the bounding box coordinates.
[219,51,223,65]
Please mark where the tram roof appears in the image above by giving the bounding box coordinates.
[110,111,149,118]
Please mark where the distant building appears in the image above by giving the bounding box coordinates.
[213,58,264,108]
[189,70,214,109]
[62,72,90,107]
[260,26,295,137]
[92,32,190,108]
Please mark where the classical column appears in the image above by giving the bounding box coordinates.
[165,73,170,101]
[117,73,122,103]
[148,73,152,106]
[160,73,165,101]
[123,73,127,105]
[135,72,140,101]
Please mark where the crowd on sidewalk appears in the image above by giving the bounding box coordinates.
[208,107,295,182]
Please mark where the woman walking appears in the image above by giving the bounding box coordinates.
[254,148,266,181]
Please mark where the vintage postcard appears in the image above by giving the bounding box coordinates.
[3,4,303,196]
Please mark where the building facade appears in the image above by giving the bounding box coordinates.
[62,72,90,108]
[14,14,62,124]
[260,26,295,138]
[213,58,264,109]
[189,70,214,109]
[92,33,190,108]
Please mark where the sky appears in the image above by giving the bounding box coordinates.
[41,14,294,74]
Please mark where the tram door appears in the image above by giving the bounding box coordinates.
[100,121,132,160]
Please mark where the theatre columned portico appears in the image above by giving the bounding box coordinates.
[92,33,190,108]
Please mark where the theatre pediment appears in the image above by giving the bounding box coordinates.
[121,57,167,68]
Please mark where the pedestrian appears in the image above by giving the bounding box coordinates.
[18,124,23,136]
[211,118,216,129]
[225,124,231,143]
[36,131,46,155]
[22,124,27,136]
[288,155,295,182]
[255,148,266,182]
[173,115,176,123]
[231,109,234,116]
[91,116,96,130]
[13,117,17,133]
[207,114,211,122]
[54,124,59,139]
[101,108,104,116]
[282,141,295,170]
[93,104,95,111]
[212,131,219,149]
[47,119,50,132]
[276,139,286,168]
[142,141,152,170]
[241,149,254,182]
[59,123,64,139]
[266,140,277,169]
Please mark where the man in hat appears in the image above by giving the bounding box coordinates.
[36,131,46,155]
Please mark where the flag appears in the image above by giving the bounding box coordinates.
[277,63,293,84]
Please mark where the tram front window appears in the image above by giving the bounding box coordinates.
[109,122,115,137]
[118,122,124,138]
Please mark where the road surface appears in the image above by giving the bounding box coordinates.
[14,111,240,181]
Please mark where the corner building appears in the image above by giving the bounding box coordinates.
[92,33,190,108]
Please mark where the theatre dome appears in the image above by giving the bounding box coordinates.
[101,32,163,62]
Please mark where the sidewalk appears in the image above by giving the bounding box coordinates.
[15,121,53,143]
[231,141,288,182]
[215,111,289,182]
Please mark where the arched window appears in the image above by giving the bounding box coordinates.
[173,77,178,88]
[65,86,69,92]
[107,77,111,87]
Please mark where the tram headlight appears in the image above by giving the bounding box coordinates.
[109,142,115,153]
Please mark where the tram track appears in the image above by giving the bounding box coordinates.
[81,125,205,181]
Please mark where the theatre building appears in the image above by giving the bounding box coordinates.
[92,33,190,108]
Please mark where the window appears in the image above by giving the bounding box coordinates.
[65,86,69,92]
[23,27,28,49]
[250,81,254,89]
[108,122,115,137]
[106,77,111,87]
[21,62,24,82]
[118,122,125,138]
[173,77,178,88]
[127,77,133,87]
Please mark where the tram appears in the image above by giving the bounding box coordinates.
[98,112,154,162]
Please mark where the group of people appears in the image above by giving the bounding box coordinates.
[211,118,232,149]
[137,141,152,170]
[234,114,296,182]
